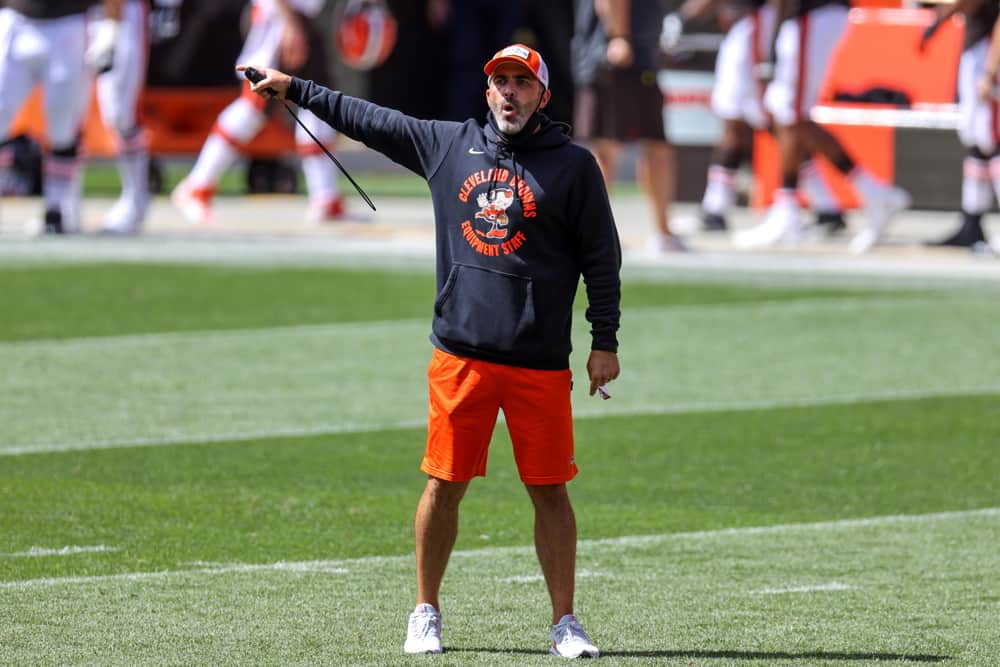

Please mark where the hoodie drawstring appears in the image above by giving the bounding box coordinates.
[490,142,524,210]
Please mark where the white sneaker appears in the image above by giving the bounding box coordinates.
[667,214,702,236]
[849,185,910,254]
[306,195,347,223]
[404,603,443,654]
[647,232,687,255]
[170,177,214,224]
[101,193,150,235]
[549,614,599,659]
[733,203,803,248]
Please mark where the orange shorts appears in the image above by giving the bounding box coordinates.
[422,348,577,485]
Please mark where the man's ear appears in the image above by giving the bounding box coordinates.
[540,88,551,109]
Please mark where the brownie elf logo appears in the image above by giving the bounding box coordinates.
[456,168,537,256]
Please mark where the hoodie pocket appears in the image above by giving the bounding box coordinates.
[433,263,536,353]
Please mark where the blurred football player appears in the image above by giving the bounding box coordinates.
[171,0,344,224]
[88,0,158,235]
[661,0,844,234]
[0,0,101,233]
[732,0,910,252]
[922,0,998,251]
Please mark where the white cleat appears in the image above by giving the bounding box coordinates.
[733,204,803,248]
[404,603,443,654]
[101,194,149,236]
[849,185,911,254]
[550,614,600,659]
[170,177,214,224]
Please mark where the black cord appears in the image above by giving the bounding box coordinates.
[243,67,376,212]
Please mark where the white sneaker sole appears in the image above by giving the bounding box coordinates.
[171,183,212,225]
[550,643,600,659]
[850,187,911,254]
[403,641,443,654]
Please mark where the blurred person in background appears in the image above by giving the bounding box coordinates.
[171,0,345,224]
[0,0,102,234]
[921,0,998,252]
[431,0,524,124]
[660,0,844,234]
[573,0,683,254]
[733,0,910,252]
[89,0,159,235]
[366,0,449,120]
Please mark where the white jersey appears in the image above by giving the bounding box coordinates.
[710,4,775,129]
[254,0,324,19]
[0,7,89,148]
[957,37,997,153]
[93,0,148,139]
[763,4,847,126]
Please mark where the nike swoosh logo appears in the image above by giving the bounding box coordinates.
[468,148,484,155]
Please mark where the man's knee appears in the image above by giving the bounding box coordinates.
[422,476,468,510]
[525,482,571,510]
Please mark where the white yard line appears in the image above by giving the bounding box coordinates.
[4,384,999,458]
[3,213,1000,288]
[752,582,855,595]
[0,545,118,558]
[1,291,990,353]
[2,507,997,590]
[500,569,607,584]
[0,317,427,351]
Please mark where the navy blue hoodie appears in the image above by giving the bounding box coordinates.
[287,78,621,370]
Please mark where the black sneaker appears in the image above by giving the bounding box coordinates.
[43,209,63,235]
[702,212,728,231]
[815,211,847,234]
[927,213,986,248]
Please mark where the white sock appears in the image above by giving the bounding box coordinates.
[987,156,1000,206]
[300,151,340,205]
[188,134,240,188]
[799,160,839,212]
[702,165,736,215]
[848,167,890,202]
[772,187,799,209]
[963,156,993,214]
[118,149,149,205]
[43,154,81,221]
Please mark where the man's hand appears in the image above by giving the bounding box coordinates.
[606,36,634,69]
[86,18,119,73]
[587,349,620,397]
[237,65,293,100]
[150,0,182,42]
[659,12,686,51]
[978,72,996,101]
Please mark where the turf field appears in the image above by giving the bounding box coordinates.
[2,256,999,666]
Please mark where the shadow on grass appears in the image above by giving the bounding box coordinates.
[448,647,950,662]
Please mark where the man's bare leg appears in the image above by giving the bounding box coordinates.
[637,139,676,237]
[414,477,469,610]
[591,138,623,193]
[525,482,577,623]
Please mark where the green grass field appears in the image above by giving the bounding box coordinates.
[2,259,999,666]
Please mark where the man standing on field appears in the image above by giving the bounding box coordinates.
[241,42,620,659]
